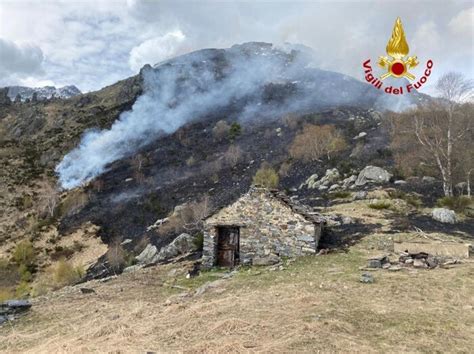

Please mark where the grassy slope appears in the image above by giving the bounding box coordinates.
[1,198,473,353]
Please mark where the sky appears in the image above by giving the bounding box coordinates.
[0,0,472,94]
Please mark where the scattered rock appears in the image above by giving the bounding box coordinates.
[388,265,401,271]
[394,180,407,185]
[355,166,392,186]
[0,300,31,325]
[328,184,340,191]
[341,216,354,225]
[422,176,436,183]
[80,288,96,294]
[352,190,368,200]
[360,273,374,283]
[341,175,357,188]
[367,255,389,268]
[413,259,427,268]
[432,208,456,224]
[353,131,367,139]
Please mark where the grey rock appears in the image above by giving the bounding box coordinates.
[394,180,407,185]
[341,175,357,188]
[413,259,427,268]
[341,216,354,225]
[0,315,7,325]
[123,264,144,273]
[367,259,382,268]
[360,273,374,283]
[352,191,368,200]
[353,131,367,140]
[355,166,392,186]
[432,208,456,224]
[426,256,438,269]
[328,184,340,191]
[157,233,196,261]
[135,244,158,265]
[422,176,436,183]
[388,265,402,271]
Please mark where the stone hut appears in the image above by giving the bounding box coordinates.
[202,187,325,268]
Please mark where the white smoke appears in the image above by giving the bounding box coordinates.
[56,44,308,189]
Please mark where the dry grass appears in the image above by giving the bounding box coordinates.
[1,195,473,353]
[1,249,473,353]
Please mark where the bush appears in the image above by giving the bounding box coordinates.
[328,191,351,200]
[368,200,393,210]
[52,260,84,287]
[18,264,32,282]
[15,281,31,298]
[289,124,347,162]
[212,120,230,141]
[436,196,472,214]
[252,162,279,189]
[224,144,243,167]
[13,241,36,268]
[388,190,423,208]
[193,232,204,251]
[229,122,242,140]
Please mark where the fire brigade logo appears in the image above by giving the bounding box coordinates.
[378,17,418,80]
[362,17,434,95]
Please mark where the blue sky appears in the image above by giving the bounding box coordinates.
[0,0,472,94]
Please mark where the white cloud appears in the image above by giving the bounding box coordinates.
[129,30,187,71]
[449,7,474,37]
[0,1,472,92]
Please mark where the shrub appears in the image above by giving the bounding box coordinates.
[289,124,347,162]
[52,259,84,287]
[278,161,292,177]
[106,240,127,272]
[193,232,204,251]
[13,241,36,269]
[186,156,196,167]
[368,200,393,210]
[229,122,242,140]
[0,287,15,302]
[18,264,32,282]
[388,190,423,208]
[212,120,230,141]
[436,196,472,214]
[252,162,279,189]
[224,144,243,167]
[328,191,351,200]
[15,281,31,298]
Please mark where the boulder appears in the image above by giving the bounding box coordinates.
[328,184,339,191]
[432,208,456,224]
[155,233,197,262]
[135,244,158,264]
[355,166,392,186]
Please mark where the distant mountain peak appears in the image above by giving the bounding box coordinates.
[5,85,81,101]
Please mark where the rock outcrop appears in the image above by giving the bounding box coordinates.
[136,233,197,265]
[355,166,392,186]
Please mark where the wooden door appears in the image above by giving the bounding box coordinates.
[217,227,240,267]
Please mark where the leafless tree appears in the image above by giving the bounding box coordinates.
[391,72,473,196]
[38,180,60,218]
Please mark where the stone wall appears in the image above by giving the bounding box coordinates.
[202,188,322,268]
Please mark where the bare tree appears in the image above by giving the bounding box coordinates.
[38,180,60,218]
[391,72,473,196]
